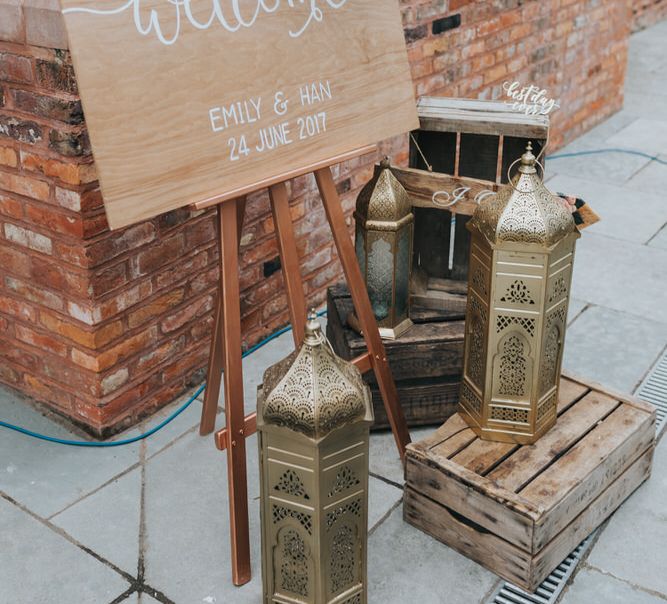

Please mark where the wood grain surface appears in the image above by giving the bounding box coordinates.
[60,0,419,228]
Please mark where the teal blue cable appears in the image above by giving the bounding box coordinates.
[0,310,327,447]
[548,148,667,165]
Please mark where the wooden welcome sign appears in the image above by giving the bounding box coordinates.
[60,0,419,229]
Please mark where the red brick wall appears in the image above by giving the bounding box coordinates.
[0,0,630,436]
[632,0,667,30]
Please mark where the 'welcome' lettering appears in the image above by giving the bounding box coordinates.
[63,0,350,45]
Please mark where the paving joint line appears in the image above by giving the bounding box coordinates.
[644,220,667,246]
[582,563,667,602]
[368,497,402,537]
[369,471,404,491]
[46,460,142,521]
[0,490,175,604]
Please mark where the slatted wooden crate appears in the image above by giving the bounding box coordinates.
[406,97,549,313]
[404,373,656,592]
[326,284,464,429]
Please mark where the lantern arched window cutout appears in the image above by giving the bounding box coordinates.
[258,311,373,604]
[459,143,580,444]
[354,158,414,339]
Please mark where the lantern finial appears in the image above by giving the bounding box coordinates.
[519,142,537,174]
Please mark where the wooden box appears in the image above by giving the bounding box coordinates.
[326,284,464,429]
[404,373,656,591]
[407,98,549,312]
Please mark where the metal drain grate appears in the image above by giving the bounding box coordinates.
[489,535,594,604]
[488,352,667,604]
[638,352,667,435]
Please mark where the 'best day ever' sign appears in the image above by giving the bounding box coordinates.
[59,0,419,229]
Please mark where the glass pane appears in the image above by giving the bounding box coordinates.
[367,234,393,322]
[395,227,410,320]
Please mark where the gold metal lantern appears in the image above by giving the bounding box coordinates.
[258,311,373,604]
[459,143,580,444]
[354,158,414,339]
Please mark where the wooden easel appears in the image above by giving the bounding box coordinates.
[193,146,411,586]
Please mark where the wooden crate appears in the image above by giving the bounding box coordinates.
[407,98,549,313]
[404,373,656,591]
[326,284,464,429]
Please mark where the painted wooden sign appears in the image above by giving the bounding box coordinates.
[59,0,419,229]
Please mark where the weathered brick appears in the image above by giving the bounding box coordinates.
[35,54,78,94]
[0,294,37,322]
[0,193,23,219]
[26,204,84,238]
[11,90,84,125]
[0,52,33,84]
[161,294,213,333]
[0,172,50,202]
[48,128,91,157]
[0,115,43,144]
[0,145,18,168]
[3,223,52,254]
[5,276,63,311]
[71,326,158,372]
[128,289,185,329]
[40,311,123,349]
[21,152,94,186]
[15,324,68,357]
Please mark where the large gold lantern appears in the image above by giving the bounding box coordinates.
[258,311,373,604]
[459,143,580,444]
[354,158,414,339]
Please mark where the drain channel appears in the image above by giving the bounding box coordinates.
[489,535,594,604]
[638,352,667,436]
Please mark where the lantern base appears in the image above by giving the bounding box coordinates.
[458,405,556,446]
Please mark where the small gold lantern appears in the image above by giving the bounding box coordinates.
[258,311,373,604]
[354,158,414,339]
[459,143,580,444]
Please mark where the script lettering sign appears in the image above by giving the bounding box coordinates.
[60,0,419,229]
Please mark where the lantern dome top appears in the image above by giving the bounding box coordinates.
[354,157,412,225]
[470,143,577,246]
[260,311,371,439]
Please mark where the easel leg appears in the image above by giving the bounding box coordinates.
[218,198,251,586]
[200,199,246,435]
[314,167,411,460]
[269,182,307,345]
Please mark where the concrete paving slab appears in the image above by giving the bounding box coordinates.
[0,386,140,518]
[570,232,667,325]
[563,111,639,146]
[0,497,130,603]
[624,92,667,122]
[606,118,667,156]
[143,429,264,604]
[50,465,141,576]
[561,567,665,604]
[548,174,667,244]
[625,154,667,195]
[563,304,667,393]
[368,505,499,604]
[586,439,667,597]
[545,140,652,186]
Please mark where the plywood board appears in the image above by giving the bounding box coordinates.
[60,0,419,228]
